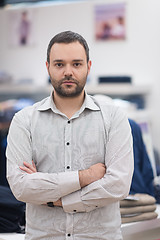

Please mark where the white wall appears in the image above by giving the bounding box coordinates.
[0,0,160,152]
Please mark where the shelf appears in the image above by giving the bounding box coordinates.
[121,204,160,236]
[0,85,52,94]
[85,84,150,96]
[0,84,150,96]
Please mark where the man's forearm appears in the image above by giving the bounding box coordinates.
[18,161,106,206]
[54,163,106,207]
[79,163,106,188]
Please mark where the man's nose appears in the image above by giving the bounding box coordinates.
[64,65,73,76]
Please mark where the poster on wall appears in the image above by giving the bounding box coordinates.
[94,2,126,41]
[7,9,36,47]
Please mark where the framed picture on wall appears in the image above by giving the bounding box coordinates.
[94,2,126,41]
[7,9,36,47]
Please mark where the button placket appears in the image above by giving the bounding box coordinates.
[66,213,74,239]
[64,122,74,239]
[64,120,72,172]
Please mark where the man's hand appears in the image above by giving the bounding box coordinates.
[19,161,37,174]
[54,199,62,207]
[79,163,106,188]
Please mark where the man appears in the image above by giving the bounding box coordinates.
[6,31,133,240]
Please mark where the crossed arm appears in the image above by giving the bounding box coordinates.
[20,161,106,207]
[7,106,133,212]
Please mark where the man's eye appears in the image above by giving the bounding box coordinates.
[74,63,81,67]
[55,63,63,67]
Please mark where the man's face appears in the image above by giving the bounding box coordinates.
[46,41,91,98]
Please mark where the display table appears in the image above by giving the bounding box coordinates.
[121,204,160,240]
[0,233,24,240]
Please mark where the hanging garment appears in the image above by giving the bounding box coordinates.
[128,119,155,197]
[0,185,25,233]
[0,130,9,187]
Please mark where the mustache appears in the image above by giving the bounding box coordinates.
[61,77,78,84]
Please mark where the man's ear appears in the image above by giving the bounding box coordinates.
[46,61,49,73]
[87,60,92,75]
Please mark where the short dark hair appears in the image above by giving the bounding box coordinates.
[47,31,89,63]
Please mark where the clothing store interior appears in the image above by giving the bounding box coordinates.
[0,0,160,239]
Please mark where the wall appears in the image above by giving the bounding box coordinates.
[0,0,160,153]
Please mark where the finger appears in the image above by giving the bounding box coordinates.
[23,161,36,173]
[22,162,36,173]
[32,160,36,169]
[19,166,33,174]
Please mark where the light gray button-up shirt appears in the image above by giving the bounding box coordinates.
[6,92,133,240]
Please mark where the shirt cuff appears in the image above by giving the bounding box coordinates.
[62,190,86,213]
[58,171,81,197]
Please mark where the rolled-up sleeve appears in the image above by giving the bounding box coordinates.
[6,110,81,205]
[62,107,134,213]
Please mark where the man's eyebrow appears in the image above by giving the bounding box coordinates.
[53,59,63,62]
[72,59,84,62]
[53,59,84,62]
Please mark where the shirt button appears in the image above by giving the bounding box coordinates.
[67,166,70,169]
[66,142,70,145]
[67,233,71,237]
[68,121,70,124]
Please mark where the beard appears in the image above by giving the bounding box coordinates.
[50,75,87,98]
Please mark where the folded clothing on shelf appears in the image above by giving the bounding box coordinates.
[121,204,156,215]
[120,193,158,223]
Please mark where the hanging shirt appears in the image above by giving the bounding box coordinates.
[6,92,133,240]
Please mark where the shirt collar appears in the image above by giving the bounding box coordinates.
[82,92,100,111]
[37,91,100,112]
[37,92,56,112]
